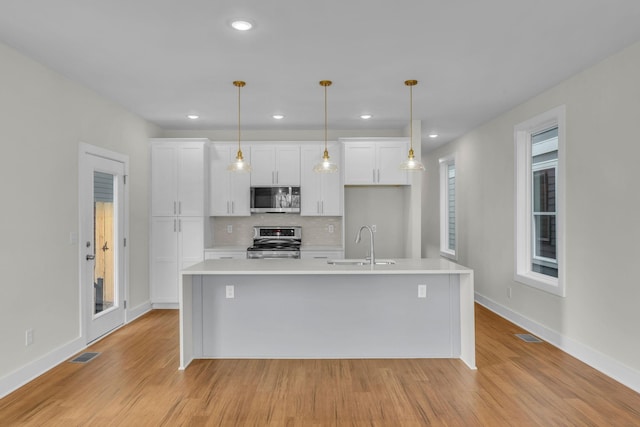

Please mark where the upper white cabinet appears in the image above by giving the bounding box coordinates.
[300,142,342,216]
[342,138,410,185]
[209,143,251,216]
[250,144,300,186]
[150,139,209,216]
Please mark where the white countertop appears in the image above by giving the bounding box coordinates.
[182,258,472,276]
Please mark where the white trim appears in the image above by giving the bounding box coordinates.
[0,337,85,399]
[126,300,152,323]
[514,106,566,296]
[475,293,640,394]
[439,154,457,260]
[152,302,179,310]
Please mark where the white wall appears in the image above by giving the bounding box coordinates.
[0,41,158,385]
[422,40,640,385]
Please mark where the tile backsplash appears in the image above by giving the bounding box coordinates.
[210,215,342,247]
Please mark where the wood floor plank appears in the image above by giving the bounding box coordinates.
[1,305,639,426]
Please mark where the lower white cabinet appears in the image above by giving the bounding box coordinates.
[150,216,204,306]
[204,249,247,260]
[300,249,344,260]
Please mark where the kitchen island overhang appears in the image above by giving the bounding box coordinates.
[179,258,476,370]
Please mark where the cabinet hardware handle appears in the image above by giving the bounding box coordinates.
[373,169,376,183]
[276,171,279,184]
[179,201,182,214]
[377,169,380,183]
[231,201,234,213]
[321,200,324,214]
[173,201,177,215]
[174,219,177,232]
[178,219,182,232]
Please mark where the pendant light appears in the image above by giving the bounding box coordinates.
[228,80,252,172]
[399,79,425,171]
[313,80,338,173]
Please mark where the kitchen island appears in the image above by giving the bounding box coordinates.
[179,258,475,369]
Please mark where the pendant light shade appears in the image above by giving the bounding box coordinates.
[400,79,425,171]
[228,80,252,173]
[313,80,338,173]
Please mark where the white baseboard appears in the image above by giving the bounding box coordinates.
[0,336,85,399]
[151,302,179,309]
[126,300,152,323]
[475,292,640,394]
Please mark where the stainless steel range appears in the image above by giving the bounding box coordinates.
[246,226,302,259]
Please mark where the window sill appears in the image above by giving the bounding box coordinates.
[515,271,565,297]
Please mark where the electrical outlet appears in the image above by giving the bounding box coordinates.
[25,329,33,346]
[227,225,233,234]
[225,285,234,299]
[507,287,512,298]
[371,224,377,232]
[328,224,334,233]
[418,284,427,298]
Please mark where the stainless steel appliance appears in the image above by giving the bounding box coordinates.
[247,226,302,259]
[250,186,300,214]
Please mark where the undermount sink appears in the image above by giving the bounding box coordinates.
[327,259,396,266]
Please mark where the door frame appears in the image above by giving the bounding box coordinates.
[79,142,130,344]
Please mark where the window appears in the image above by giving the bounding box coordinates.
[439,155,456,259]
[515,106,565,296]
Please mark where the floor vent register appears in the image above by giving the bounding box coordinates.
[515,333,543,343]
[69,352,101,363]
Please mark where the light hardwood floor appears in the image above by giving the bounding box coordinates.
[1,305,639,426]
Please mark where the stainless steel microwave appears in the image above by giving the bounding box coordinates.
[250,186,300,214]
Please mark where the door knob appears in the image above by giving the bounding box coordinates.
[86,254,95,261]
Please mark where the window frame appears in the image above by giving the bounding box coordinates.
[439,154,457,260]
[514,106,566,296]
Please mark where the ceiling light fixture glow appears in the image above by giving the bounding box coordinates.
[231,20,253,31]
[272,114,285,120]
[360,114,372,119]
[429,133,438,138]
[186,114,199,120]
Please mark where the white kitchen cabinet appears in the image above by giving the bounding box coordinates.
[209,143,251,216]
[342,138,410,185]
[300,142,342,216]
[150,216,204,306]
[250,144,300,186]
[204,249,247,260]
[300,249,344,260]
[150,139,209,216]
[150,138,209,306]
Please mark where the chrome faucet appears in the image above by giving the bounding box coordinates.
[355,225,375,265]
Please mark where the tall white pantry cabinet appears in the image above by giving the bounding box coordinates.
[149,138,210,307]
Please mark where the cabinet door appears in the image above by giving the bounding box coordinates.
[178,217,204,270]
[209,145,232,216]
[250,146,276,185]
[343,143,376,185]
[300,145,323,215]
[177,144,206,216]
[377,142,409,185]
[150,217,178,303]
[209,144,251,216]
[151,145,178,216]
[320,142,342,215]
[274,146,300,185]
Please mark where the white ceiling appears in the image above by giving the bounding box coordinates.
[2,0,640,151]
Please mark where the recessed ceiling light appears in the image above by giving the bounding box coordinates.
[231,20,254,31]
[360,114,372,119]
[187,114,199,120]
[429,133,438,138]
[272,114,285,120]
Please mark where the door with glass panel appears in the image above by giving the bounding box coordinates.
[80,148,126,343]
